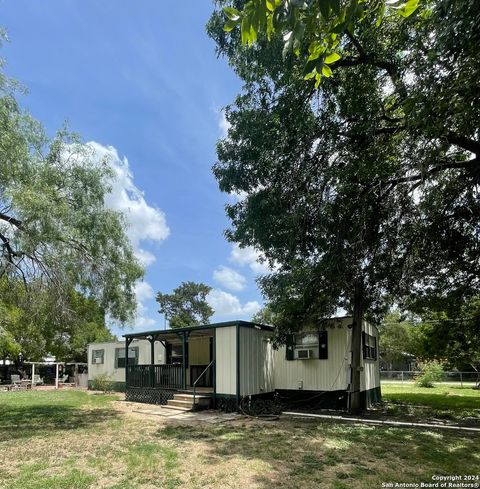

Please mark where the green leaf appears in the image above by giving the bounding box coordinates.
[266,15,274,40]
[266,0,275,12]
[325,52,341,64]
[223,19,238,32]
[397,0,420,17]
[241,16,251,45]
[250,23,258,44]
[223,6,241,21]
[314,73,322,88]
[376,3,386,27]
[322,64,333,77]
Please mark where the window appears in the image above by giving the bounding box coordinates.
[91,349,104,365]
[115,347,139,368]
[286,331,328,360]
[171,345,183,364]
[363,333,377,360]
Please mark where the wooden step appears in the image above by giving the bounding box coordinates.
[168,399,195,409]
[173,394,209,402]
[162,404,192,412]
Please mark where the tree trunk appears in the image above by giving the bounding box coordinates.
[349,280,365,413]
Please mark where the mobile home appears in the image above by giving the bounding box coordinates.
[87,318,380,410]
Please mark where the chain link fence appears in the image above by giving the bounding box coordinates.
[380,370,480,387]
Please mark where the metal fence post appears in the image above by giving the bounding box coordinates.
[401,371,404,385]
[460,372,463,388]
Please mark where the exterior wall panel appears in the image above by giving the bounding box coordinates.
[88,340,165,384]
[215,326,237,395]
[274,324,350,391]
[239,328,275,396]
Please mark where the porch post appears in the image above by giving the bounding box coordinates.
[213,330,216,408]
[149,336,155,388]
[125,337,131,390]
[182,332,187,390]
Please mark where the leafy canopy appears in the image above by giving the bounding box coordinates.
[156,282,214,329]
[222,0,420,87]
[0,53,143,323]
[0,278,115,362]
[208,0,480,340]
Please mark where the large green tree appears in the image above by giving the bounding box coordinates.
[156,282,214,328]
[0,279,115,362]
[208,0,479,410]
[0,52,143,323]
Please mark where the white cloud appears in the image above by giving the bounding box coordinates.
[88,141,170,264]
[230,244,273,275]
[134,280,154,302]
[135,249,157,267]
[86,141,169,330]
[133,280,156,329]
[207,289,261,317]
[218,109,231,138]
[213,265,246,292]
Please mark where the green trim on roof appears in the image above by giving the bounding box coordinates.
[123,320,273,339]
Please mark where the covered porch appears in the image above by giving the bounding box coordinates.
[124,325,215,405]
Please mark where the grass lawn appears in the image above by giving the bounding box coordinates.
[0,389,479,489]
[381,384,480,422]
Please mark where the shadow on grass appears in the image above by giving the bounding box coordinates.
[156,419,480,489]
[0,404,118,441]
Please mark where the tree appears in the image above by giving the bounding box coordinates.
[0,52,143,322]
[207,0,479,410]
[413,299,480,375]
[0,278,115,362]
[252,305,277,325]
[378,312,418,368]
[156,282,214,328]
[222,0,420,87]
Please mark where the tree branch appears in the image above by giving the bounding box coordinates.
[0,212,23,229]
[445,133,480,157]
[384,158,478,186]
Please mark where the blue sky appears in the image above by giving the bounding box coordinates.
[1,0,268,334]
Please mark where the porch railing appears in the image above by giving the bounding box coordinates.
[192,359,215,408]
[126,364,183,389]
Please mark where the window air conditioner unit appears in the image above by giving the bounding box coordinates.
[94,357,102,364]
[297,349,313,360]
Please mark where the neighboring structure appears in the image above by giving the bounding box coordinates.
[87,317,380,410]
[88,339,165,391]
[379,353,417,372]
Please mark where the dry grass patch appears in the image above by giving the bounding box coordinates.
[1,390,479,489]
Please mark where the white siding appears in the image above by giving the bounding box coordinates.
[88,340,165,383]
[361,321,380,390]
[274,325,350,391]
[215,326,237,395]
[239,328,275,396]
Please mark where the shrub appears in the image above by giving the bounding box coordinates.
[415,361,444,388]
[90,373,114,393]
